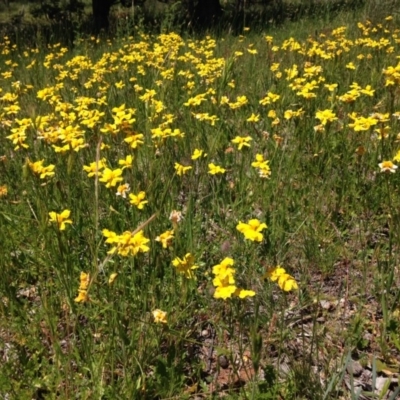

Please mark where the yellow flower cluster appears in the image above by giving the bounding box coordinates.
[15,17,400,309]
[75,272,90,303]
[251,154,271,178]
[28,159,55,179]
[264,266,298,292]
[102,229,150,256]
[212,257,255,300]
[236,219,267,242]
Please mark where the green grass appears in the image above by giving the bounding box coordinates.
[1,5,400,399]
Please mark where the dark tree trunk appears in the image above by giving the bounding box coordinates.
[92,0,114,33]
[192,0,222,28]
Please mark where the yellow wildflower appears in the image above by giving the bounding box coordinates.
[156,230,174,248]
[174,163,192,176]
[231,136,252,150]
[118,155,133,170]
[74,271,90,303]
[264,266,298,291]
[191,149,206,160]
[0,185,7,197]
[172,253,198,279]
[129,191,148,209]
[315,109,337,125]
[379,161,397,173]
[152,309,167,324]
[246,113,260,122]
[99,168,123,188]
[237,219,267,242]
[116,183,130,198]
[208,163,226,175]
[49,209,72,231]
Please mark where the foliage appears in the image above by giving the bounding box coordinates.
[1,6,400,399]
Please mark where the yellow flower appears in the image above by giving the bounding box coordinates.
[74,290,89,303]
[259,92,280,105]
[102,229,150,257]
[208,163,226,175]
[360,85,375,96]
[184,93,207,107]
[191,149,206,160]
[229,95,248,109]
[118,155,133,170]
[212,257,236,282]
[277,273,298,291]
[156,230,174,248]
[264,266,298,291]
[152,309,167,324]
[49,209,72,231]
[121,230,150,256]
[315,109,337,125]
[116,183,130,198]
[53,144,70,153]
[99,168,123,188]
[76,271,89,290]
[251,154,271,178]
[74,273,90,302]
[174,162,192,176]
[231,136,252,150]
[108,273,118,284]
[236,219,267,242]
[220,96,230,105]
[212,257,256,300]
[83,159,106,177]
[129,191,148,209]
[258,166,272,178]
[0,185,7,197]
[379,161,398,173]
[28,159,55,179]
[235,288,256,298]
[214,284,237,300]
[172,253,198,279]
[124,133,144,149]
[324,83,338,92]
[393,151,400,162]
[102,228,119,244]
[348,113,378,131]
[265,266,286,281]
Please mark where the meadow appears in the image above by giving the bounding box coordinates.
[1,9,400,399]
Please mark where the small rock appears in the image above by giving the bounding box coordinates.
[201,329,210,338]
[347,360,363,377]
[218,355,229,369]
[374,376,389,395]
[320,300,332,310]
[361,368,372,381]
